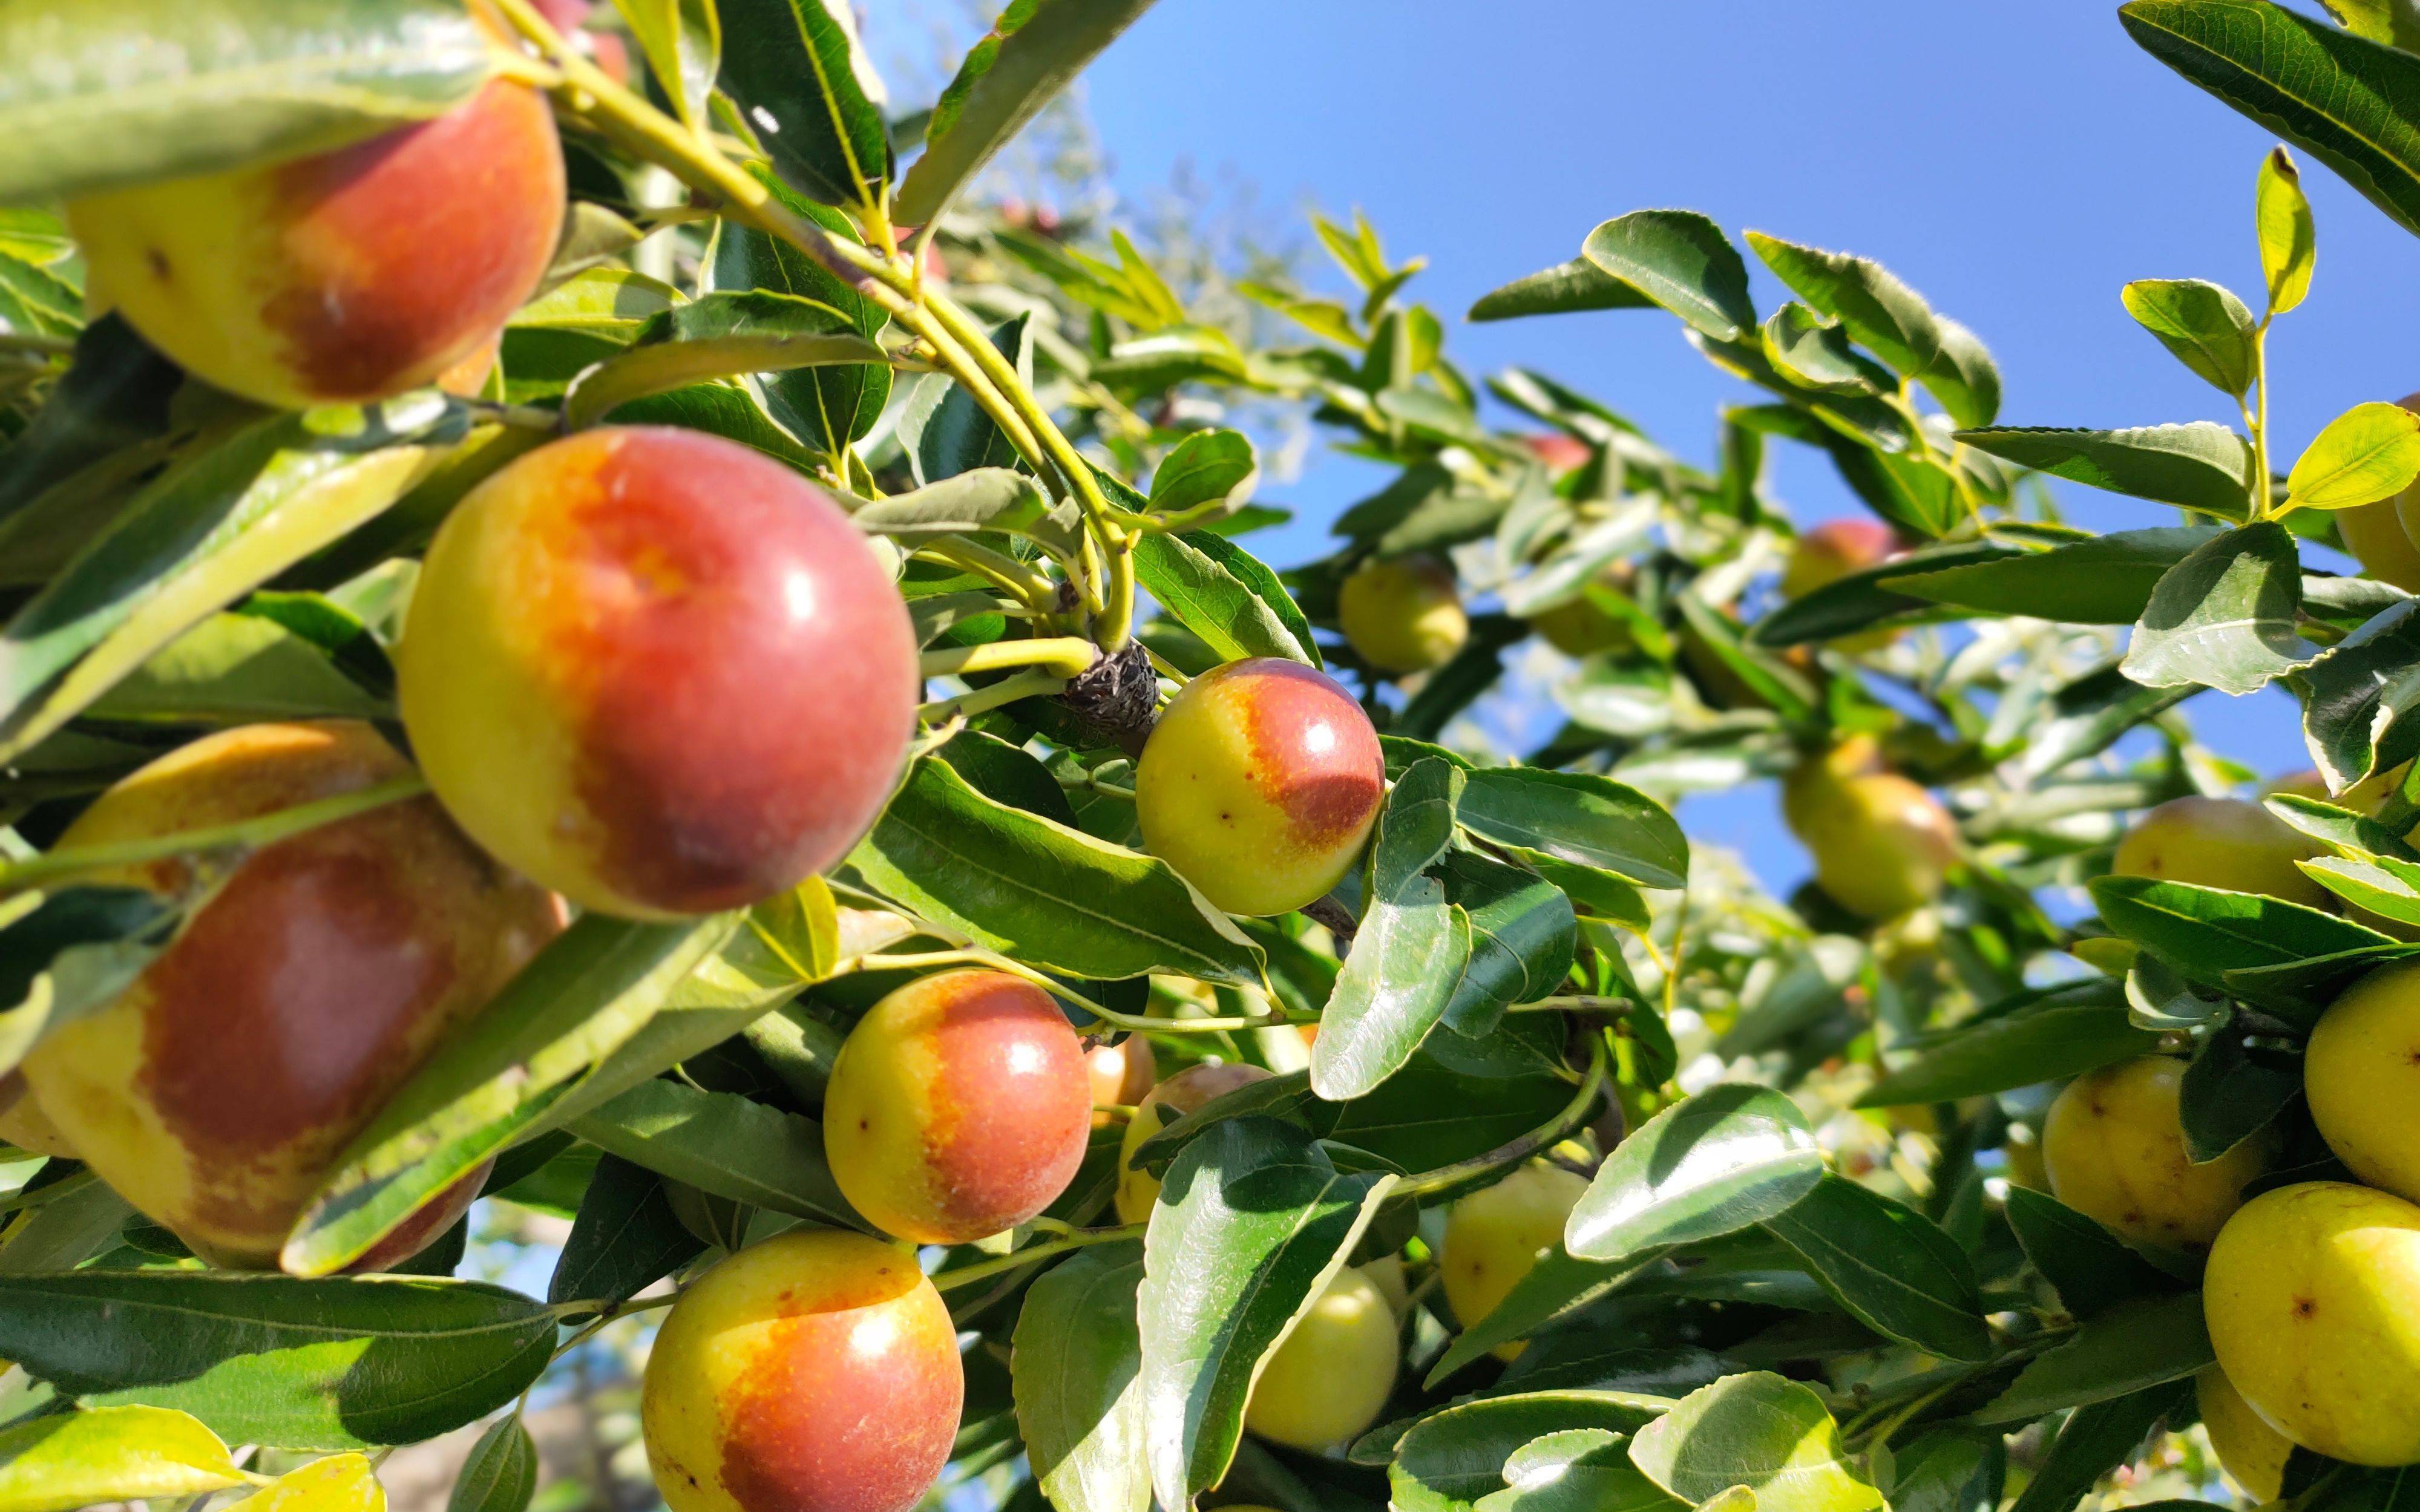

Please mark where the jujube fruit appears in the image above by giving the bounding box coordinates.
[2339,499,2420,594]
[641,1230,962,1512]
[1242,1266,1400,1449]
[1782,746,1957,921]
[2197,1366,2292,1502]
[2110,795,2330,911]
[1440,1161,1590,1360]
[68,81,564,410]
[2041,1056,2263,1252]
[2204,1182,2420,1466]
[822,970,1091,1244]
[398,426,918,919]
[1133,658,1385,916]
[1115,1062,1274,1223]
[21,722,562,1269]
[2305,960,2420,1204]
[1782,519,1901,652]
[1338,555,1467,673]
[1086,1035,1157,1129]
[1529,565,1638,657]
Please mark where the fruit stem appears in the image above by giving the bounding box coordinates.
[920,637,1101,679]
[909,540,1058,613]
[917,669,1073,724]
[1392,1035,1608,1199]
[929,1224,1141,1292]
[0,776,429,897]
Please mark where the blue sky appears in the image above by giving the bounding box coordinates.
[910,1,2420,895]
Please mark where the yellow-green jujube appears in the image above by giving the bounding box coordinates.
[1338,555,1468,673]
[2341,498,2420,594]
[1116,1062,1274,1223]
[2205,1182,2420,1467]
[2042,1056,2264,1252]
[2306,961,2420,1204]
[1440,1162,1591,1360]
[1132,658,1386,916]
[1784,762,1959,921]
[2197,1366,2293,1502]
[2111,795,2330,911]
[641,1231,962,1512]
[1242,1266,1400,1450]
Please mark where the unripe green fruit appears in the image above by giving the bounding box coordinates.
[2341,497,2420,594]
[21,722,562,1271]
[2111,795,2329,911]
[1339,556,1467,673]
[2205,1182,2420,1467]
[2306,961,2420,1205]
[70,82,563,410]
[641,1230,961,1512]
[1528,566,1637,656]
[2197,1366,2291,1503]
[1242,1266,1400,1450]
[1783,756,1957,921]
[2042,1056,2263,1252]
[1133,658,1385,916]
[1440,1162,1590,1360]
[399,426,919,920]
[1115,1062,1274,1223]
[823,970,1092,1245]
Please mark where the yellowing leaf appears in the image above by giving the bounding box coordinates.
[0,1406,248,1512]
[2286,401,2420,509]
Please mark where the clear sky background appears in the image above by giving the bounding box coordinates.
[907,0,2420,897]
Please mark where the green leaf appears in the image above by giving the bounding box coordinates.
[2121,0,2420,238]
[1469,259,1654,322]
[1883,527,2225,625]
[1130,529,1321,667]
[86,612,390,727]
[1955,424,2254,517]
[1013,1242,1150,1512]
[0,1272,553,1450]
[1457,768,1688,892]
[706,172,891,458]
[1580,211,1756,343]
[448,1416,537,1512]
[1745,232,1941,378]
[0,318,182,531]
[2121,522,2313,695]
[0,1406,246,1512]
[1858,988,2159,1105]
[1886,1431,2004,1512]
[1921,318,2003,430]
[899,315,1031,484]
[548,1154,703,1313]
[2005,1186,2179,1320]
[1435,849,1578,1038]
[0,1170,133,1274]
[2179,1026,2303,1160]
[1975,1292,2211,1423]
[716,0,891,209]
[1478,1430,1688,1512]
[2008,1386,2185,1512]
[284,913,744,1275]
[2298,598,2420,791]
[2090,875,2395,1023]
[2258,148,2317,315]
[611,0,721,134]
[1149,430,1259,517]
[1390,1393,1668,1512]
[0,886,183,1085]
[1326,1054,1576,1171]
[1426,1248,1666,1386]
[2289,401,2420,509]
[1759,1174,1993,1362]
[851,756,1266,984]
[1566,1085,1825,1262]
[562,291,883,430]
[0,0,490,205]
[2120,279,2257,396]
[1753,539,2019,648]
[1310,759,1466,1099]
[1137,1118,1394,1510]
[853,468,1079,564]
[1628,1373,1883,1512]
[568,1078,859,1226]
[0,398,454,762]
[897,0,1156,224]
[1761,304,1887,394]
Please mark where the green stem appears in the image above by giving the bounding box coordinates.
[920,637,1100,679]
[1393,1036,1608,1199]
[931,1225,1141,1292]
[2249,324,2275,520]
[0,777,428,897]
[917,669,1071,724]
[910,540,1058,613]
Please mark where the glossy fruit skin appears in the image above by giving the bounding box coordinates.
[1522,434,1593,474]
[2341,499,2420,594]
[2306,961,2420,1203]
[1085,1036,1157,1129]
[68,82,563,410]
[2205,1182,2420,1466]
[1440,1162,1591,1360]
[1783,752,1958,920]
[1133,658,1385,917]
[2042,1057,2263,1252]
[2112,795,2329,910]
[2198,1366,2292,1502]
[1783,519,1900,652]
[1338,556,1468,674]
[21,722,561,1269]
[822,971,1091,1245]
[641,1230,962,1512]
[1115,1062,1274,1223]
[399,426,918,919]
[1242,1266,1400,1450]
